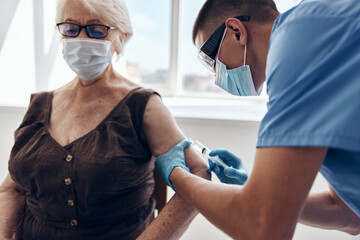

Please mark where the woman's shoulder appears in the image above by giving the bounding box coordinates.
[113,75,159,98]
[127,87,160,99]
[120,81,160,106]
[29,91,52,105]
[15,91,52,132]
[27,91,52,112]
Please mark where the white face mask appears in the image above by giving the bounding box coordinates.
[62,38,112,81]
[215,44,262,96]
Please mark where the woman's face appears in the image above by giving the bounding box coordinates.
[61,0,122,55]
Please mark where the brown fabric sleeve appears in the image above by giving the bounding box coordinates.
[123,88,161,157]
[17,92,50,130]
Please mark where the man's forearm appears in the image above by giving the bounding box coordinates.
[170,168,248,239]
[299,191,360,235]
[137,193,198,240]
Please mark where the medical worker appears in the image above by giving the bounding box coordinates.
[155,0,360,239]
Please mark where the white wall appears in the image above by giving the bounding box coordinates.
[0,106,359,240]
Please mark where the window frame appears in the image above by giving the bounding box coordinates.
[1,0,271,104]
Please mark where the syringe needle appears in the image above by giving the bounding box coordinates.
[192,141,230,168]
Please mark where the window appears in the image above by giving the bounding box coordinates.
[0,0,37,105]
[119,0,171,91]
[0,0,297,105]
[181,0,228,97]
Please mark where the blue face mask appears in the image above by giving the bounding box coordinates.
[215,43,262,96]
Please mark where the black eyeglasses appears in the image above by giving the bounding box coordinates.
[57,22,118,39]
[198,16,250,72]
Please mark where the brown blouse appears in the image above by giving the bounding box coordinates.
[8,87,158,240]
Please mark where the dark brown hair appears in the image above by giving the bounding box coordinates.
[192,0,278,44]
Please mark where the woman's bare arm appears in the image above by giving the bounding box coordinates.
[0,174,26,240]
[137,94,210,240]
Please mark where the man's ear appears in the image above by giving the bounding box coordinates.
[225,18,247,45]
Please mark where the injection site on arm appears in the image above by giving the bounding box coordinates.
[192,141,231,169]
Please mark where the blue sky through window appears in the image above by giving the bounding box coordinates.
[123,0,170,73]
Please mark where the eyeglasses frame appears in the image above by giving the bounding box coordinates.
[56,22,118,39]
[198,15,250,72]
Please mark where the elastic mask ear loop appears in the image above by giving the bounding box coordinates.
[216,28,227,61]
[213,28,227,76]
[243,44,247,66]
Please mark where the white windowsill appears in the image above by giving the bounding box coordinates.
[163,97,267,122]
[0,97,268,123]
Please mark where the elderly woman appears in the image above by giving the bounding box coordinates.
[0,0,208,239]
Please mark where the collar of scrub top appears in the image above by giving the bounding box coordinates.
[197,15,250,72]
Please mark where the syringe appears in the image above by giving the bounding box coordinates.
[192,141,230,169]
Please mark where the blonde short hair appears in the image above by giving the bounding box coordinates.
[55,0,133,41]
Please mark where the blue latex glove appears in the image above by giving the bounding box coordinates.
[155,139,193,190]
[207,149,248,185]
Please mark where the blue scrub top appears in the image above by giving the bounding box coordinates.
[257,0,360,216]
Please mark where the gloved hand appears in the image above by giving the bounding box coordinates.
[155,139,193,190]
[207,149,248,185]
